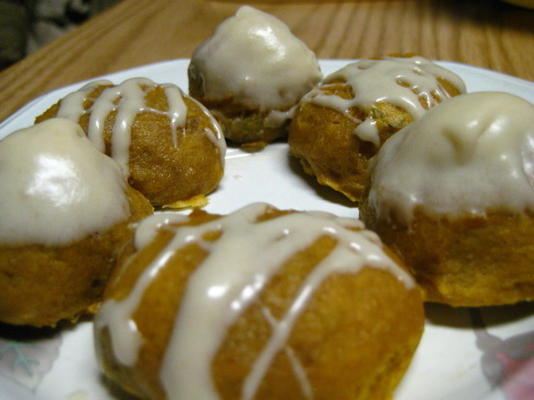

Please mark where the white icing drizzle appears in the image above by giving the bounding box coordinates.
[189,6,321,115]
[57,79,113,153]
[354,118,379,146]
[190,96,227,166]
[57,80,112,130]
[367,92,534,224]
[96,239,173,366]
[0,118,130,246]
[305,57,466,147]
[110,79,150,172]
[263,105,297,129]
[258,305,313,399]
[163,84,187,147]
[56,77,225,175]
[96,203,414,399]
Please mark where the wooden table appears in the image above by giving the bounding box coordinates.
[0,0,532,123]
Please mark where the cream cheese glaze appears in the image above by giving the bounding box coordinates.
[56,77,226,174]
[188,6,321,114]
[306,57,466,147]
[0,118,130,246]
[96,203,415,400]
[366,92,534,224]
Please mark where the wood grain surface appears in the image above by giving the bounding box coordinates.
[0,0,532,123]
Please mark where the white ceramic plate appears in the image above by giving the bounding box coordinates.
[0,60,533,400]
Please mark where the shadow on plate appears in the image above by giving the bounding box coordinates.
[425,301,534,329]
[0,322,59,341]
[287,152,358,211]
[0,312,94,341]
[101,374,141,400]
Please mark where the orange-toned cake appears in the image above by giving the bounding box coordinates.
[36,77,226,208]
[0,118,153,326]
[94,203,424,400]
[360,92,534,307]
[289,56,465,201]
[188,6,321,148]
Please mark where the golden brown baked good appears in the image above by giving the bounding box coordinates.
[188,6,321,148]
[360,92,534,307]
[362,207,534,306]
[0,118,153,326]
[36,77,226,207]
[94,203,424,400]
[289,56,465,201]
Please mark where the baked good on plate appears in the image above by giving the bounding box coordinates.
[94,203,424,400]
[36,77,226,208]
[188,6,321,148]
[289,56,465,201]
[360,92,534,307]
[0,118,153,326]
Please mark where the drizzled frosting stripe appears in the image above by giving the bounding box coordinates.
[96,203,415,400]
[305,57,466,147]
[56,77,225,175]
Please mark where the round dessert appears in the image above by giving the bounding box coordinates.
[188,6,322,148]
[289,56,466,201]
[0,118,153,327]
[360,92,534,307]
[36,77,226,208]
[94,203,424,400]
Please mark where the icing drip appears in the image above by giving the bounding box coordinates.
[354,118,379,146]
[189,6,321,114]
[56,77,225,175]
[96,203,414,399]
[367,92,534,223]
[163,84,187,147]
[57,79,111,152]
[306,57,465,147]
[110,79,149,172]
[191,97,227,166]
[0,118,130,246]
[263,106,297,129]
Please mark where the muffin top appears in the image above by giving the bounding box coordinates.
[306,57,466,146]
[96,202,414,400]
[366,91,534,222]
[50,77,226,175]
[0,118,130,246]
[189,6,321,111]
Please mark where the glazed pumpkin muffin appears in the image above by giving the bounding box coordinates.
[289,56,465,201]
[0,118,153,327]
[188,6,321,148]
[360,92,534,307]
[94,203,424,400]
[36,77,226,208]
